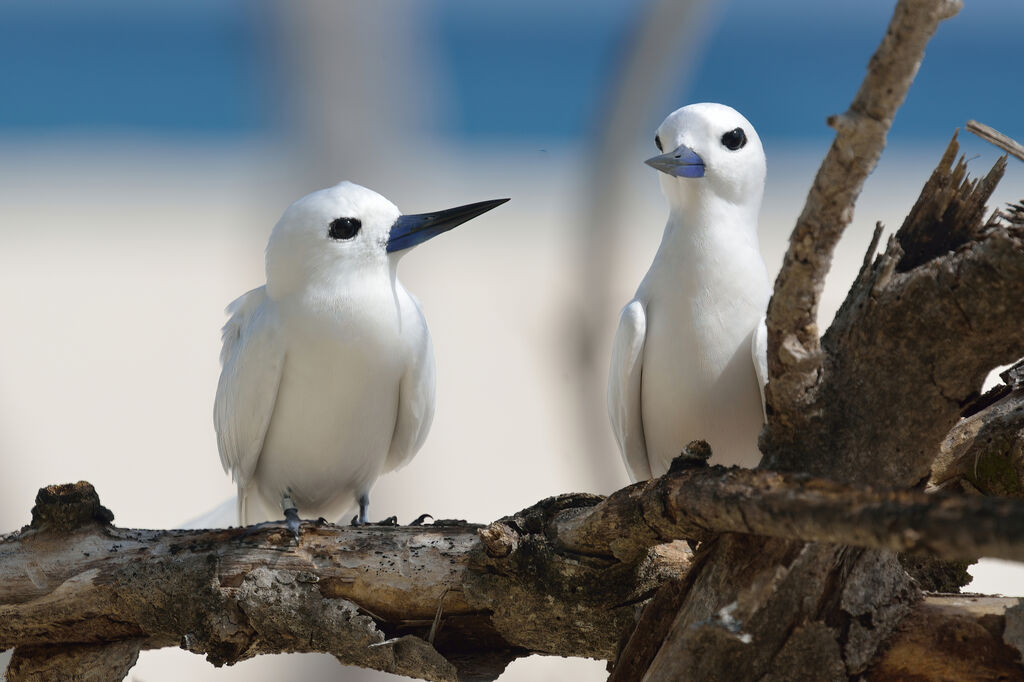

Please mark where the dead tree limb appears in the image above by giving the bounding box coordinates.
[3,476,1024,681]
[967,119,1024,162]
[557,461,1024,564]
[763,0,962,460]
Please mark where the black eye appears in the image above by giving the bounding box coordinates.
[655,134,663,152]
[328,217,361,240]
[721,127,747,151]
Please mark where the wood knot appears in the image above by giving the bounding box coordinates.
[31,481,114,532]
[478,522,518,558]
[669,441,713,473]
[779,334,821,368]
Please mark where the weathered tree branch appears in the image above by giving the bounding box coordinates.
[613,567,1023,682]
[769,134,1021,487]
[967,119,1024,162]
[5,464,1024,681]
[764,0,962,461]
[558,461,1024,563]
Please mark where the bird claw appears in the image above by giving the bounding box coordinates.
[349,515,398,527]
[410,513,433,526]
[240,509,306,544]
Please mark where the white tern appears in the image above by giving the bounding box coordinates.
[608,102,770,480]
[214,181,507,534]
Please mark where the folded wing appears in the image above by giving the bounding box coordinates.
[213,286,286,522]
[608,300,652,481]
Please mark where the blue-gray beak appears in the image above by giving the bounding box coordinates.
[387,198,510,253]
[645,144,705,178]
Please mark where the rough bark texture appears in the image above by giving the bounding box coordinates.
[895,132,1007,272]
[555,461,1024,564]
[764,0,963,449]
[6,640,143,682]
[3,479,1023,681]
[867,596,1024,681]
[6,469,1024,680]
[1,484,651,681]
[762,132,1023,488]
[932,361,1024,498]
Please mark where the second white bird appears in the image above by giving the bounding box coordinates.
[214,181,507,530]
[608,103,770,480]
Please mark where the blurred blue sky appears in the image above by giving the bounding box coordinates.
[0,0,1020,143]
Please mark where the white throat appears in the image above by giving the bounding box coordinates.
[653,181,765,281]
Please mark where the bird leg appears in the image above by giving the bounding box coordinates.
[238,489,307,544]
[350,493,398,526]
[280,493,302,542]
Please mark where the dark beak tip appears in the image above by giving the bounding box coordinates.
[386,196,509,253]
[472,197,510,217]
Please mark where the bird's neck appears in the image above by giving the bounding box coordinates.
[267,258,397,302]
[655,192,763,270]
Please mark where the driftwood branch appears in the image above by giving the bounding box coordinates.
[3,472,1024,680]
[764,0,962,457]
[766,132,1021,486]
[966,119,1024,162]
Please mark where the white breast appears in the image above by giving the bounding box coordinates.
[249,278,414,522]
[637,223,768,475]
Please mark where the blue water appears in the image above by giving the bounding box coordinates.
[0,0,1020,142]
[0,1,272,136]
[432,0,1024,142]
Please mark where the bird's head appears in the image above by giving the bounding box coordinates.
[646,103,765,210]
[265,181,507,295]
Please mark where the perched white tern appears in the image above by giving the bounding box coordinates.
[608,103,770,480]
[214,181,507,534]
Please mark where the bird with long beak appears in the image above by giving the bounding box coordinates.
[214,181,508,536]
[608,103,770,480]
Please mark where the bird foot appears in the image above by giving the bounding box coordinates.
[284,507,302,541]
[350,514,399,527]
[410,513,433,526]
[240,508,308,544]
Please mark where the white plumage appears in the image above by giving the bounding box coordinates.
[608,103,770,480]
[214,181,505,526]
